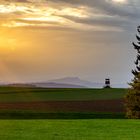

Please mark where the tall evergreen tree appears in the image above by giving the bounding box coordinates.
[125,26,140,118]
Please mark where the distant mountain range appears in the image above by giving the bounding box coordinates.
[2,77,128,88]
[33,82,86,88]
[48,77,104,88]
[29,77,104,88]
[7,83,36,88]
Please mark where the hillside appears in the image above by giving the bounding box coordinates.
[0,87,126,102]
[33,82,86,88]
[49,77,104,88]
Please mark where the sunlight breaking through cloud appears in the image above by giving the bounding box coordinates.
[0,2,90,30]
[0,1,126,31]
[0,0,139,84]
[0,0,139,31]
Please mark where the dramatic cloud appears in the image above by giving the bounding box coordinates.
[0,0,139,31]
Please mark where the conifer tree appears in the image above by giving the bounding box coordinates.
[125,26,140,118]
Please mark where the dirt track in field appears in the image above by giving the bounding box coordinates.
[0,99,124,112]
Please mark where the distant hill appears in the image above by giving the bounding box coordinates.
[33,82,86,88]
[2,77,102,88]
[7,83,36,88]
[0,77,127,88]
[49,77,104,88]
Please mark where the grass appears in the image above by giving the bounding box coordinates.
[0,119,139,140]
[0,87,130,139]
[0,87,126,102]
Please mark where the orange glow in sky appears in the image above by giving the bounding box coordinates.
[0,0,136,86]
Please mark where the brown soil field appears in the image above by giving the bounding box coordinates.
[0,99,124,112]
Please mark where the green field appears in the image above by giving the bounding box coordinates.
[0,87,134,140]
[0,87,126,118]
[0,87,126,102]
[0,119,139,140]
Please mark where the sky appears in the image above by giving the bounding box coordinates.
[0,0,140,86]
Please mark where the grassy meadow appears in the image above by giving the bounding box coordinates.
[0,119,140,140]
[0,87,126,102]
[0,87,137,140]
[0,87,126,118]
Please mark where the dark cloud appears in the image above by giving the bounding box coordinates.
[48,0,140,18]
[2,0,140,19]
[1,0,140,32]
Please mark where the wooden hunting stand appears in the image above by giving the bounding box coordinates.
[104,78,111,88]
